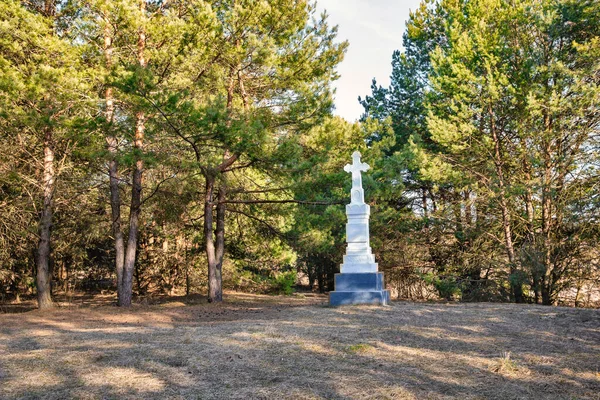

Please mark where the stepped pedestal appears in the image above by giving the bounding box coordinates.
[329,272,390,305]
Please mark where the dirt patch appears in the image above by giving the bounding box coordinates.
[0,293,598,399]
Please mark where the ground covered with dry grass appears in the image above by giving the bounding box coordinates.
[1,293,599,399]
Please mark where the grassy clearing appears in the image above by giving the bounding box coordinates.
[1,293,599,399]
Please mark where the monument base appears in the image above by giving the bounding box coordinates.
[329,272,390,306]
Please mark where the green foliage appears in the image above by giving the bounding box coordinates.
[271,271,297,296]
[361,0,600,305]
[422,273,462,301]
[0,0,95,299]
[0,0,598,307]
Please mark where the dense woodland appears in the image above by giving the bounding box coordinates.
[0,0,598,310]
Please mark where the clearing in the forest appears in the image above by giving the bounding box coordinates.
[1,294,599,399]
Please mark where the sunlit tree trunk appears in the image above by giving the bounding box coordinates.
[103,14,125,303]
[204,66,239,303]
[204,174,217,301]
[35,0,57,310]
[120,0,146,307]
[36,127,55,310]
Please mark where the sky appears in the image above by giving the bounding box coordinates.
[316,0,423,122]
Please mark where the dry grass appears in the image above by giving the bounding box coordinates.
[1,292,599,399]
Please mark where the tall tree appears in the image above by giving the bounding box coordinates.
[150,0,347,302]
[98,0,125,304]
[0,0,87,309]
[78,0,207,305]
[360,0,600,304]
[119,0,148,307]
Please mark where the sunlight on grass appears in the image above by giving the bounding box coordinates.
[490,352,531,377]
[82,367,164,392]
[347,343,374,354]
[1,298,598,399]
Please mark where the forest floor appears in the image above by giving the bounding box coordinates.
[0,292,599,400]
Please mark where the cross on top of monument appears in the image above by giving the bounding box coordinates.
[344,151,369,189]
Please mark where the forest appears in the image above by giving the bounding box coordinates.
[1,0,599,310]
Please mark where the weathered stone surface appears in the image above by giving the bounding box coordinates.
[329,151,390,306]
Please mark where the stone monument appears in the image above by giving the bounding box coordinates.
[329,151,390,305]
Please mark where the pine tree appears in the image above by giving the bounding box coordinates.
[0,0,89,309]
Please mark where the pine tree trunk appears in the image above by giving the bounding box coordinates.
[32,0,58,312]
[204,64,237,303]
[541,186,553,306]
[204,175,218,302]
[205,176,226,303]
[36,127,55,310]
[489,105,523,303]
[212,184,226,302]
[521,138,539,303]
[120,3,146,306]
[104,20,125,303]
[317,265,325,293]
[541,115,553,306]
[108,140,124,299]
[120,113,144,307]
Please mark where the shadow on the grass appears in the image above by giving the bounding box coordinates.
[0,300,598,399]
[0,290,327,314]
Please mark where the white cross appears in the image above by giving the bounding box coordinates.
[344,151,369,190]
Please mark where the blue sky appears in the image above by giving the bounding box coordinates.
[316,0,423,121]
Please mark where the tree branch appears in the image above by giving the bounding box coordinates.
[223,199,343,205]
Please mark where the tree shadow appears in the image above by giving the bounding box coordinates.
[0,300,598,399]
